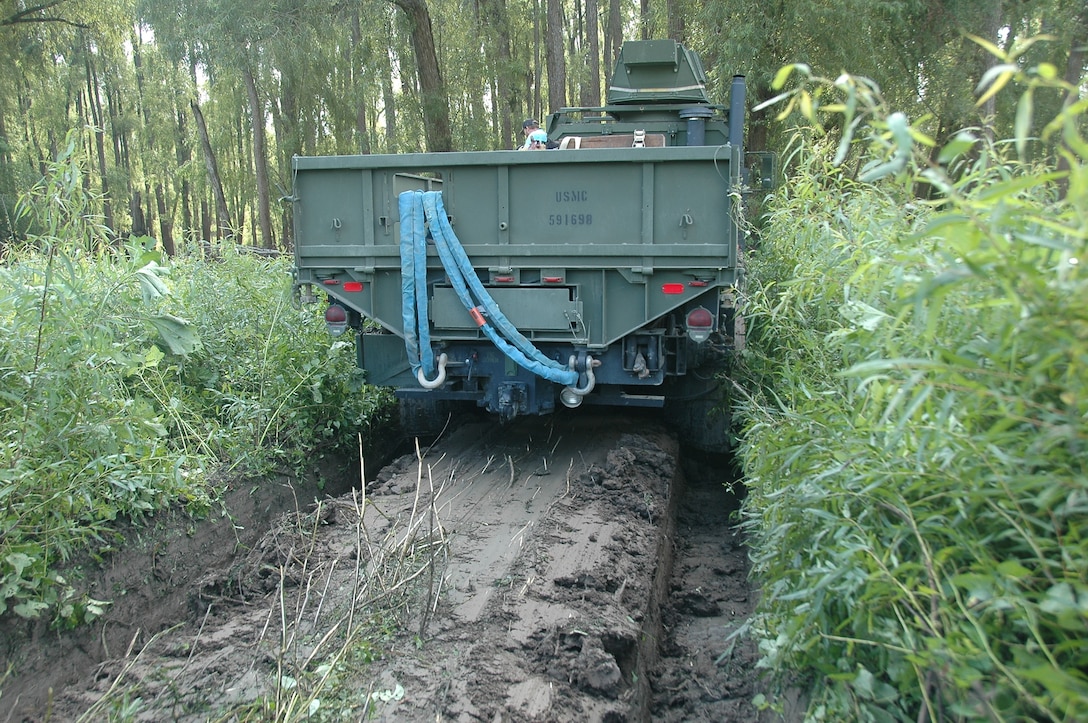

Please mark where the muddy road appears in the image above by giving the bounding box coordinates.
[1,409,767,722]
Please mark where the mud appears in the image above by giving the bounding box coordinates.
[0,410,768,722]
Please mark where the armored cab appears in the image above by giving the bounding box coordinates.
[292,39,750,448]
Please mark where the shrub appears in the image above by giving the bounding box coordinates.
[1,132,389,623]
[739,49,1087,721]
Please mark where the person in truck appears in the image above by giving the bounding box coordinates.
[519,119,550,150]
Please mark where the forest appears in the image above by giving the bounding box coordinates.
[2,0,1087,720]
[0,0,1083,253]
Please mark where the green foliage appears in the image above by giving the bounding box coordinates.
[0,134,389,624]
[738,49,1087,721]
[156,246,391,473]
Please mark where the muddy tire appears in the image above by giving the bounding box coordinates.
[397,397,470,442]
[662,378,732,453]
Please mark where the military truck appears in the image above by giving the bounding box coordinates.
[291,39,758,448]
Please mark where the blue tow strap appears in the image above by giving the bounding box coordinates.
[398,192,435,379]
[398,190,578,387]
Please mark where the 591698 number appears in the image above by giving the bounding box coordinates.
[548,213,593,226]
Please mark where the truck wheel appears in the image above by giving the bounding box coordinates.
[397,398,468,442]
[662,380,733,454]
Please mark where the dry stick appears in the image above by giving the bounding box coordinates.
[183,603,214,673]
[301,619,344,671]
[274,564,289,713]
[346,488,363,638]
[399,438,426,567]
[140,601,217,710]
[420,467,436,636]
[420,461,445,637]
[311,557,338,627]
[286,498,326,656]
[549,435,563,457]
[287,569,318,659]
[76,625,182,723]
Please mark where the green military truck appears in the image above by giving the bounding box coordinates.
[292,39,757,448]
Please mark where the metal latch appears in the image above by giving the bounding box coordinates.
[632,130,646,148]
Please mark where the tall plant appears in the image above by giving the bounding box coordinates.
[1,132,206,622]
[738,40,1087,721]
[1,130,391,625]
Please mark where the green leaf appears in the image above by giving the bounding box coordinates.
[143,345,165,368]
[13,600,49,619]
[148,314,202,355]
[975,64,1018,106]
[937,132,978,164]
[839,300,890,331]
[771,63,809,91]
[5,552,34,576]
[135,262,170,303]
[995,561,1031,579]
[965,33,1006,60]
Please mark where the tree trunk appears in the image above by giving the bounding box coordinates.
[480,0,518,147]
[391,0,453,152]
[605,0,622,92]
[82,46,114,235]
[242,65,274,249]
[155,183,175,256]
[191,99,233,240]
[1056,3,1088,198]
[583,0,600,107]
[667,0,684,42]
[545,0,565,112]
[200,198,212,245]
[175,105,193,247]
[351,10,372,154]
[976,0,1003,139]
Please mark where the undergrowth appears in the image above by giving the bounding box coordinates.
[0,130,389,625]
[737,43,1087,721]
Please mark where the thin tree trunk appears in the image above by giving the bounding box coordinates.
[243,65,274,249]
[534,0,542,118]
[667,0,684,42]
[200,198,212,244]
[155,183,175,255]
[583,0,600,107]
[976,0,1003,139]
[545,0,565,112]
[83,46,114,234]
[481,0,517,145]
[351,10,372,154]
[391,0,453,152]
[175,105,193,247]
[191,99,233,240]
[605,0,622,93]
[1056,3,1087,198]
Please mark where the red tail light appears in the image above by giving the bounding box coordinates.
[685,306,714,343]
[325,304,348,337]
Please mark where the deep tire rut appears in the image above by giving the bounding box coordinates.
[648,453,759,721]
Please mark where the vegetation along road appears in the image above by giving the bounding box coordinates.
[1,1,1085,721]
